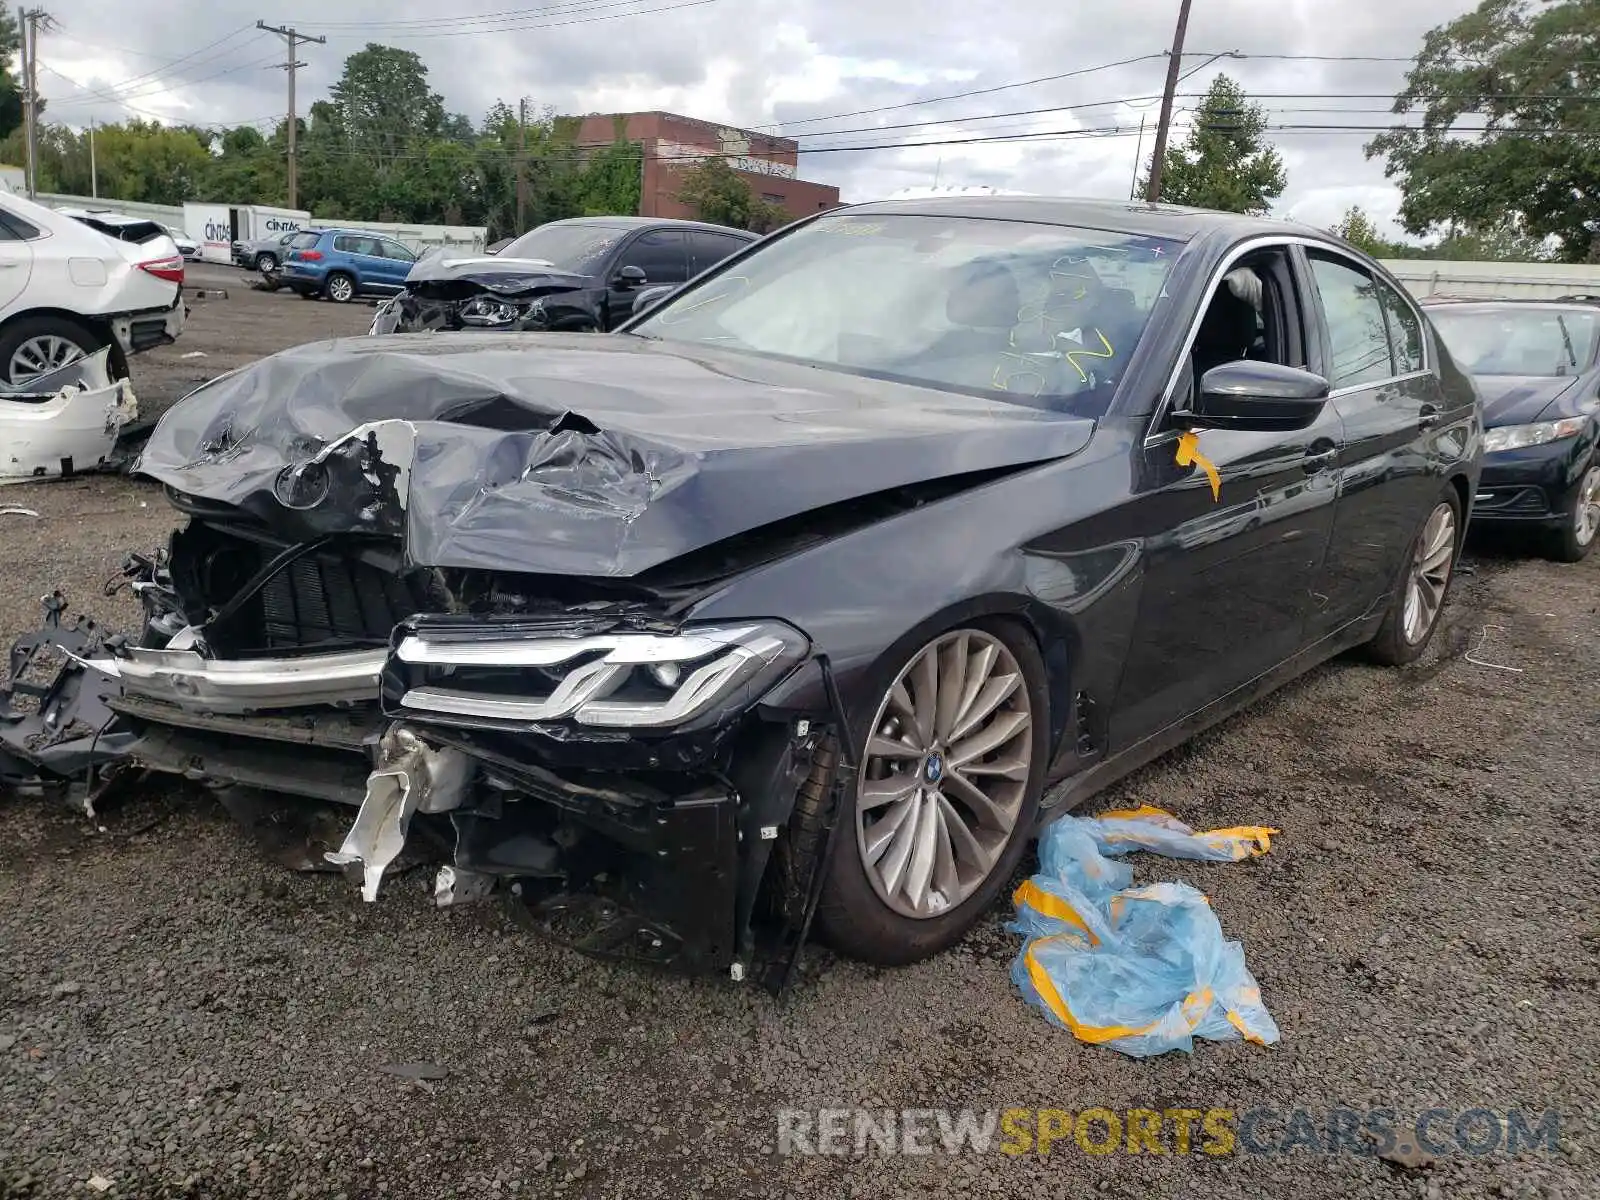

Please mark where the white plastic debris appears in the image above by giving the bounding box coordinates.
[325,726,473,901]
[433,865,496,908]
[0,348,138,486]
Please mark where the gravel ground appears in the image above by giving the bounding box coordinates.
[1,295,1597,1199]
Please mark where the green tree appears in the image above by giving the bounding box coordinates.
[572,118,643,216]
[0,11,24,143]
[1366,0,1600,262]
[329,43,445,171]
[675,155,786,230]
[1329,205,1407,257]
[1146,75,1286,214]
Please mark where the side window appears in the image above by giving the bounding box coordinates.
[688,232,749,274]
[617,229,688,285]
[1308,253,1394,388]
[1376,279,1424,373]
[333,235,356,254]
[381,239,416,261]
[0,209,40,240]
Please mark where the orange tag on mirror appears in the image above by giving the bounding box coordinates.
[1175,431,1221,502]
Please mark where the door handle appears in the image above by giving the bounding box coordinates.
[1419,402,1442,429]
[1303,439,1338,474]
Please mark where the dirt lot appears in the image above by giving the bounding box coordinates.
[0,289,1597,1200]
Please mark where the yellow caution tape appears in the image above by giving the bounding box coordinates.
[1175,430,1221,502]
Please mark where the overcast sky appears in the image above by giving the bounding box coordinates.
[33,0,1475,236]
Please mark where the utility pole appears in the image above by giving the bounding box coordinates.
[1129,114,1147,200]
[515,97,528,233]
[257,19,324,210]
[89,117,96,197]
[1143,0,1194,204]
[17,7,46,199]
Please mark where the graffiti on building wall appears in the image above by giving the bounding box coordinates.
[656,126,798,179]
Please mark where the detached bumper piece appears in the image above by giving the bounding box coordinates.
[0,593,134,808]
[0,347,138,485]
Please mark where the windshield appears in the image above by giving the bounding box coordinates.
[1427,306,1600,376]
[629,212,1181,416]
[498,223,628,274]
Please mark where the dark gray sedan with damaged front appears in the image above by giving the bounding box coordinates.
[35,196,1483,984]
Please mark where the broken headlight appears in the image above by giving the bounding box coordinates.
[387,620,809,731]
[459,296,523,327]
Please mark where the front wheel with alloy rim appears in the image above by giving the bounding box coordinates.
[1364,489,1462,666]
[324,273,356,303]
[811,620,1050,966]
[1546,462,1600,563]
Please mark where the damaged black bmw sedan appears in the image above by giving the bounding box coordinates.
[96,197,1482,978]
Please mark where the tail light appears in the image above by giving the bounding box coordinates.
[138,254,185,285]
[297,250,323,262]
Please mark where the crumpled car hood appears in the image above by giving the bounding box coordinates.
[133,332,1095,577]
[403,251,593,295]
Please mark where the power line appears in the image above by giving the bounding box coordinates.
[46,24,261,106]
[306,0,726,39]
[283,1,638,29]
[48,50,282,110]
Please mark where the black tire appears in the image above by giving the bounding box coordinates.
[789,616,1051,967]
[1363,486,1463,666]
[1543,461,1600,563]
[323,272,357,303]
[0,315,104,387]
[255,252,279,273]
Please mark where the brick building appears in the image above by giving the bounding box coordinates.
[571,111,841,224]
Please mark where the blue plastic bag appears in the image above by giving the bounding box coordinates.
[1009,807,1280,1058]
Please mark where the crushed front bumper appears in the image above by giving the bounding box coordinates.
[6,574,849,988]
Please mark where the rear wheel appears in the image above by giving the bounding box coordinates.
[324,272,356,303]
[806,620,1050,966]
[1545,462,1600,563]
[0,316,102,387]
[1364,489,1461,666]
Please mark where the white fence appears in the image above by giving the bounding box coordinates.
[33,192,484,255]
[1379,258,1600,300]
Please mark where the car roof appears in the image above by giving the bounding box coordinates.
[1419,297,1600,311]
[823,194,1336,244]
[531,216,757,237]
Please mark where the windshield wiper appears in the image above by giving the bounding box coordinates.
[1556,314,1578,374]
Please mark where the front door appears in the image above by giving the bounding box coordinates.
[606,229,689,328]
[1110,244,1344,748]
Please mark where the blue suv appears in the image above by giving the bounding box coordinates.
[279,228,420,303]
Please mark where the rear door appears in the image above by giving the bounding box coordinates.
[1299,246,1443,633]
[335,234,386,291]
[686,229,752,276]
[0,204,37,314]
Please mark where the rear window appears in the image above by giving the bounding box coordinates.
[290,232,321,250]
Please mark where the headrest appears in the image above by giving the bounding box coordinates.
[947,260,1021,328]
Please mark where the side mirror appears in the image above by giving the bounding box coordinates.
[632,284,676,316]
[613,264,647,289]
[1176,361,1331,432]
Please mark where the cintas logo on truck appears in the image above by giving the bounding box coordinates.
[264,217,301,233]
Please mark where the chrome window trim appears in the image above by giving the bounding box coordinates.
[1143,234,1434,447]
